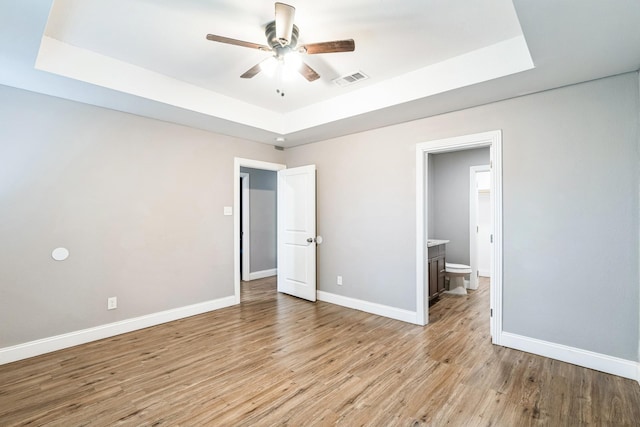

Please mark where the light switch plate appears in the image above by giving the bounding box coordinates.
[223,206,233,216]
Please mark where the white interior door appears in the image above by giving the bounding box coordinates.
[477,190,491,277]
[469,166,490,290]
[277,165,317,301]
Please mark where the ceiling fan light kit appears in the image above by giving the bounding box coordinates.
[206,2,355,88]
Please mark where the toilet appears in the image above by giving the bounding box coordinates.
[444,262,472,295]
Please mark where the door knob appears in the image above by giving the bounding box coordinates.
[307,237,314,243]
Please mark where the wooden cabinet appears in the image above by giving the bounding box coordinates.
[428,244,446,300]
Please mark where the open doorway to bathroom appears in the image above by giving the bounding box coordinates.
[428,148,489,296]
[415,131,503,345]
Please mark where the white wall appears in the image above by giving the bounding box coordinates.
[476,170,490,190]
[0,85,284,348]
[285,73,639,361]
[1,73,639,367]
[476,184,491,277]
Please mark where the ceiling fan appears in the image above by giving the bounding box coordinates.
[206,2,355,83]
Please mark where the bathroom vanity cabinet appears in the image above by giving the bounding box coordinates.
[427,243,447,300]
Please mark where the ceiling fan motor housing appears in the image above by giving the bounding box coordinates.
[265,21,299,50]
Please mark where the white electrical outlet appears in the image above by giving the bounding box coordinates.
[337,275,343,286]
[107,297,117,310]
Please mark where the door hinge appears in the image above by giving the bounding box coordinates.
[490,234,493,243]
[490,308,493,317]
[477,270,479,278]
[476,225,479,233]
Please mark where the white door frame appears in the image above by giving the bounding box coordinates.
[234,158,286,304]
[240,172,250,281]
[469,165,490,291]
[415,130,503,345]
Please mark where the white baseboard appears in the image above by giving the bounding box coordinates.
[0,296,236,365]
[479,270,490,277]
[248,268,277,281]
[317,291,417,324]
[500,332,639,381]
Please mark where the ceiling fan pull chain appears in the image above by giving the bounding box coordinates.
[276,65,285,97]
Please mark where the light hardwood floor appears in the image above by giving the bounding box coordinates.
[1,277,639,426]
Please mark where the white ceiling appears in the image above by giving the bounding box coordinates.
[44,0,524,112]
[1,1,640,147]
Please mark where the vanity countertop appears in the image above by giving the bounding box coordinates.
[427,239,450,247]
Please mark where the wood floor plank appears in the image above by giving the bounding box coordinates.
[1,277,639,426]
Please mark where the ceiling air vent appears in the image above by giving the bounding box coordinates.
[333,71,369,87]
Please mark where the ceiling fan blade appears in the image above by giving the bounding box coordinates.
[275,2,295,46]
[298,61,320,82]
[299,39,355,54]
[206,34,271,51]
[240,62,263,79]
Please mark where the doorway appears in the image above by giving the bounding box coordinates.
[233,158,286,304]
[239,167,278,282]
[234,158,319,304]
[240,172,250,281]
[415,130,503,345]
[469,165,491,291]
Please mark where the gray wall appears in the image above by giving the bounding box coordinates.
[240,167,277,273]
[430,148,490,265]
[0,84,284,347]
[285,73,639,361]
[1,73,639,363]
